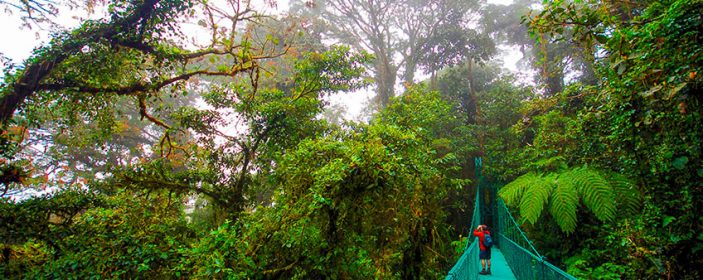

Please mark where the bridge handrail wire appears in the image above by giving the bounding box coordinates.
[498,231,577,280]
[496,188,578,280]
[445,237,479,280]
[468,182,481,248]
[497,198,542,258]
[446,175,482,280]
[446,157,577,280]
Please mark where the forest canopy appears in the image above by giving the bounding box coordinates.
[1,0,702,279]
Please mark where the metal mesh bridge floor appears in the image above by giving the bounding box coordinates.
[479,248,516,280]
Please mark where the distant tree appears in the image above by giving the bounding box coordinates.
[419,22,495,147]
[482,0,598,96]
[184,86,466,278]
[0,0,282,197]
[293,0,483,108]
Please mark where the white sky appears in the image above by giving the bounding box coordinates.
[0,0,290,63]
[0,0,516,61]
[0,16,56,63]
[0,0,520,122]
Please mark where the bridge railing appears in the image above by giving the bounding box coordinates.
[445,238,479,280]
[445,180,482,280]
[446,156,577,280]
[497,199,577,280]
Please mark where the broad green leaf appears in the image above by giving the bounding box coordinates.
[663,216,676,227]
[672,156,688,170]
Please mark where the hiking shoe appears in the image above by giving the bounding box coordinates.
[487,269,492,275]
[479,270,488,275]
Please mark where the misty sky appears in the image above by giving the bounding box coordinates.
[0,0,519,121]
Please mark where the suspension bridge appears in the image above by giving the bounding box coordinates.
[446,158,577,280]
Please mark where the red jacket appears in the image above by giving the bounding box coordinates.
[473,229,491,251]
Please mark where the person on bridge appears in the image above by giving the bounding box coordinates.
[473,224,492,275]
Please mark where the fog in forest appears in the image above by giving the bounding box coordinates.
[1,0,701,279]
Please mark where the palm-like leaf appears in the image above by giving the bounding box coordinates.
[568,167,615,222]
[550,174,579,234]
[519,174,552,225]
[500,166,635,234]
[499,172,541,206]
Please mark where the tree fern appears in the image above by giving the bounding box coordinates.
[550,173,579,234]
[499,166,639,234]
[519,174,552,225]
[567,167,615,222]
[499,173,542,206]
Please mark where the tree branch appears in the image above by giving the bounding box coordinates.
[0,0,164,124]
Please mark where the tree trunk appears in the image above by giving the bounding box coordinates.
[375,55,397,108]
[0,0,163,125]
[466,59,484,155]
[1,60,58,124]
[403,56,417,86]
[430,71,437,90]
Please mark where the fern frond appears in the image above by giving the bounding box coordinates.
[607,172,642,215]
[519,175,552,225]
[550,174,579,234]
[499,172,541,206]
[568,167,616,222]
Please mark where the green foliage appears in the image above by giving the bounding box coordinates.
[1,190,192,279]
[549,175,578,234]
[498,172,538,206]
[0,241,50,277]
[607,173,642,215]
[518,173,551,225]
[475,77,533,181]
[183,221,259,278]
[567,168,615,222]
[512,104,584,174]
[419,24,495,73]
[499,167,640,234]
[558,218,662,279]
[512,0,703,277]
[451,236,469,255]
[30,205,189,278]
[181,86,460,279]
[0,188,105,246]
[566,256,630,280]
[293,45,373,96]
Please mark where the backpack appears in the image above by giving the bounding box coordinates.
[483,233,493,248]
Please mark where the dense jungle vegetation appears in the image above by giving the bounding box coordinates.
[0,0,701,278]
